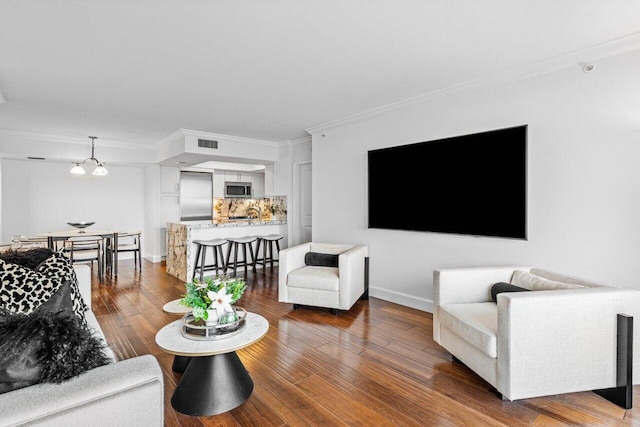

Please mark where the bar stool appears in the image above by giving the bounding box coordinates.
[192,238,228,281]
[224,236,257,277]
[254,234,283,269]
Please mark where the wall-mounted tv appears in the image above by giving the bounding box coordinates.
[368,125,527,239]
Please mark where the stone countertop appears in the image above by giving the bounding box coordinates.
[171,221,287,229]
[165,220,287,282]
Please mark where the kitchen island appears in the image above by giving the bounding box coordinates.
[166,221,288,282]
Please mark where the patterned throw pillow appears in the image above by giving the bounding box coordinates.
[0,259,63,315]
[36,250,89,319]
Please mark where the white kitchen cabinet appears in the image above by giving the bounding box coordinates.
[161,167,180,194]
[225,171,241,182]
[252,173,265,198]
[160,167,181,258]
[264,164,274,196]
[213,171,225,198]
[161,194,180,225]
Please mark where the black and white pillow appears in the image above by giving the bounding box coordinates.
[0,259,62,315]
[36,250,88,318]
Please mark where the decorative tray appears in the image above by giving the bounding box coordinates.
[181,307,247,341]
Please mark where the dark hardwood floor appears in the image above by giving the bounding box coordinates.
[91,260,640,426]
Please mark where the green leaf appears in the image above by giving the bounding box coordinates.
[192,306,206,321]
[179,276,247,313]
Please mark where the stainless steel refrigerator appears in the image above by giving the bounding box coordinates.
[179,171,213,221]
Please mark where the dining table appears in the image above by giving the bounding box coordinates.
[38,229,121,277]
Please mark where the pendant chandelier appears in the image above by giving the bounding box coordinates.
[70,136,108,176]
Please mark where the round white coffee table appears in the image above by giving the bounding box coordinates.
[162,299,192,315]
[155,312,269,416]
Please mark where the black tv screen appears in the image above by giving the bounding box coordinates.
[368,125,527,239]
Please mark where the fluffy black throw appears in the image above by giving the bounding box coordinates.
[0,248,54,270]
[0,309,110,393]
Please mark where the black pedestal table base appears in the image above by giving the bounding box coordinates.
[172,355,191,373]
[171,351,254,416]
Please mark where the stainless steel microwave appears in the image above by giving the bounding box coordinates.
[224,181,252,198]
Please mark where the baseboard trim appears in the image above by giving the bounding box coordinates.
[143,254,164,263]
[369,287,434,313]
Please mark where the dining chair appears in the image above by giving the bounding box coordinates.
[107,231,142,271]
[64,236,104,281]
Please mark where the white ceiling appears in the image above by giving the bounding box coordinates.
[1,1,639,148]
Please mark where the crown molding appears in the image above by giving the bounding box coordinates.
[288,135,312,146]
[306,31,640,135]
[0,129,151,150]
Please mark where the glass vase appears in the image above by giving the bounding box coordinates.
[205,309,219,325]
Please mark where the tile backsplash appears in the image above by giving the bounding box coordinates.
[214,196,287,222]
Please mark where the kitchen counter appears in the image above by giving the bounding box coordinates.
[166,220,288,281]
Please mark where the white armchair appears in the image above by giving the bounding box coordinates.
[278,242,369,313]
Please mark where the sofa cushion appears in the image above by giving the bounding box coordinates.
[490,282,529,302]
[304,252,339,268]
[84,310,116,362]
[287,266,339,291]
[511,270,586,291]
[439,302,497,358]
[529,268,606,288]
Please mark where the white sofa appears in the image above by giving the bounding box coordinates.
[0,265,164,427]
[279,242,369,312]
[433,266,640,403]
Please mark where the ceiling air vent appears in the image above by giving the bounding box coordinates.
[198,139,218,149]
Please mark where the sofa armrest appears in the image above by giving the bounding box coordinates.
[497,287,640,400]
[338,245,368,309]
[278,243,312,302]
[0,355,164,427]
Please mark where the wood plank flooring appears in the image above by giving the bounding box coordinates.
[92,261,640,426]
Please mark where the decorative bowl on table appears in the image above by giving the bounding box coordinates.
[181,307,247,341]
[67,222,95,233]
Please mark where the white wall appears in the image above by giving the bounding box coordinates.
[1,159,145,253]
[310,49,640,312]
[144,165,162,262]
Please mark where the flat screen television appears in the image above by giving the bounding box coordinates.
[368,125,527,239]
